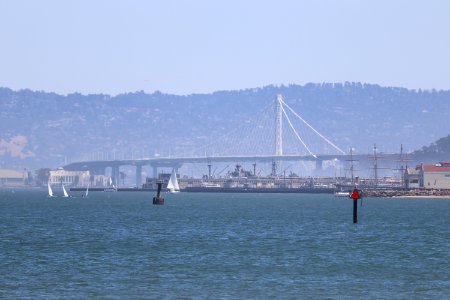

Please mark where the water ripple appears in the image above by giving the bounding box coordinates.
[1,189,449,298]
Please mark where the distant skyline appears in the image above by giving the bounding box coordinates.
[1,0,450,95]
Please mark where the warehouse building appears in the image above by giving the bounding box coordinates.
[405,162,450,189]
[0,169,29,186]
[421,161,450,189]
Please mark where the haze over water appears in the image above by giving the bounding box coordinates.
[2,1,450,298]
[1,189,449,298]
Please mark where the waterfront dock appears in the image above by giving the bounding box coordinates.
[363,188,450,198]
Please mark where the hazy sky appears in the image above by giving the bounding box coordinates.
[1,0,449,95]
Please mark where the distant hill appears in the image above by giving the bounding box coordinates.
[412,134,450,163]
[1,82,449,170]
[415,134,450,155]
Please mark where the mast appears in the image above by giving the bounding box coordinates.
[344,147,359,186]
[400,144,404,188]
[396,144,410,189]
[207,162,212,179]
[349,147,355,185]
[373,144,378,187]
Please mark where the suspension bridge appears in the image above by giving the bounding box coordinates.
[64,95,401,186]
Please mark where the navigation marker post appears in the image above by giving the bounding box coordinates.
[350,188,361,223]
[153,181,164,205]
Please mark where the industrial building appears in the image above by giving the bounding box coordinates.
[405,167,420,189]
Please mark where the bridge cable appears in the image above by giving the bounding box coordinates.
[280,104,317,158]
[188,100,275,157]
[280,99,346,154]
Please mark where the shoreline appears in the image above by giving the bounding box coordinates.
[392,195,450,199]
[362,189,450,198]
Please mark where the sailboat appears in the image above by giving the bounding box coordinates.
[47,182,56,197]
[167,169,180,193]
[84,183,89,198]
[104,177,117,192]
[62,184,70,198]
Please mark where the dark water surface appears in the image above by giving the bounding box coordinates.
[1,189,449,299]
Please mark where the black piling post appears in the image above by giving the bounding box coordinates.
[350,188,361,224]
[156,182,162,198]
[153,182,164,205]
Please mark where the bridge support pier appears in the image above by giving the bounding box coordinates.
[338,159,345,178]
[112,165,120,187]
[136,165,142,188]
[152,166,158,183]
[315,159,323,173]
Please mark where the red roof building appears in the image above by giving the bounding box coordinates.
[421,162,450,189]
[423,165,450,172]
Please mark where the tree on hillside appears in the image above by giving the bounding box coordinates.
[35,168,51,186]
[415,134,450,155]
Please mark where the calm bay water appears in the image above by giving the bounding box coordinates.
[1,188,449,299]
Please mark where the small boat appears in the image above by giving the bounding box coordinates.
[104,177,117,192]
[48,182,57,197]
[104,186,117,192]
[167,168,180,193]
[201,182,221,188]
[334,191,350,197]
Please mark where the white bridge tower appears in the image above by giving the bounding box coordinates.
[275,94,283,156]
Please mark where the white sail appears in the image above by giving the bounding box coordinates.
[104,177,117,192]
[62,185,69,197]
[167,169,180,193]
[47,182,54,197]
[85,183,89,197]
[173,173,180,191]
